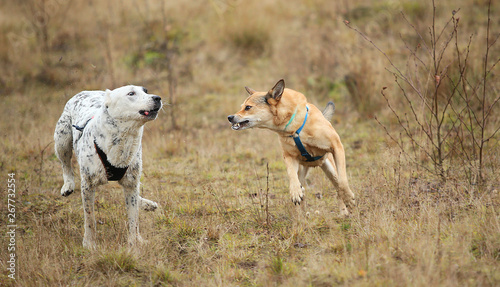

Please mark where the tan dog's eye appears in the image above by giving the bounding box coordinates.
[245,105,252,111]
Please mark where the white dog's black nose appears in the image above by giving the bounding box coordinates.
[151,96,162,110]
[228,115,234,123]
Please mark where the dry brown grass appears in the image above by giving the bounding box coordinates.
[0,0,499,286]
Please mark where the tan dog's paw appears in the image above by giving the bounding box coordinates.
[291,191,305,205]
[345,196,356,211]
[339,206,350,217]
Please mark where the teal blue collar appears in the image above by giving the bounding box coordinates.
[284,107,298,131]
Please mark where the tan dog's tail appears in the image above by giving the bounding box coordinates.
[322,101,336,122]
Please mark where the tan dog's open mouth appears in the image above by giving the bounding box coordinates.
[231,120,249,130]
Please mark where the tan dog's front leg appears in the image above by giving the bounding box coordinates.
[284,156,304,204]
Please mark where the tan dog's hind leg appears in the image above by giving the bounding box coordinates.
[298,165,309,194]
[329,137,356,214]
[284,156,304,204]
[321,154,350,216]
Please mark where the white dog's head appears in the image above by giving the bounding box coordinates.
[104,85,162,123]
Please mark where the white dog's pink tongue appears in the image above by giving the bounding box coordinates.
[144,111,149,116]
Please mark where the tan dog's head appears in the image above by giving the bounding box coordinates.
[227,79,285,131]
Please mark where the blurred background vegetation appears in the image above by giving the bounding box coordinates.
[1,0,497,181]
[0,0,498,286]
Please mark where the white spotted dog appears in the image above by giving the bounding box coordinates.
[54,85,161,249]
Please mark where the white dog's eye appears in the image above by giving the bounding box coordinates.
[245,105,252,111]
[128,91,136,96]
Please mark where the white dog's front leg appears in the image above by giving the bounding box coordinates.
[124,186,143,247]
[81,183,97,249]
[284,156,304,205]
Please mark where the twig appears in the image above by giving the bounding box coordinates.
[265,163,270,228]
[39,141,53,191]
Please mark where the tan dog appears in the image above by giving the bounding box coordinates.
[228,79,355,216]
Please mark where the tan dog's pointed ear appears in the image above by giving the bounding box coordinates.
[265,79,285,105]
[245,86,256,95]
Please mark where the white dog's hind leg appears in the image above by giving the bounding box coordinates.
[81,184,97,249]
[139,196,158,211]
[54,113,75,196]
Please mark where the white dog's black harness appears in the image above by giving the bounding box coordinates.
[73,118,128,181]
[93,140,128,181]
[289,106,324,162]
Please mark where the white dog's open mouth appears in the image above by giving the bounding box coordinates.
[231,120,250,130]
[139,107,160,118]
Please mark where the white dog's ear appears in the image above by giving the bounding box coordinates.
[104,89,112,107]
[266,79,285,105]
[245,86,256,95]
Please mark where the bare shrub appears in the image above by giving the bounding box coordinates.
[346,0,499,185]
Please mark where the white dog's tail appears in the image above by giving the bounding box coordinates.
[322,101,335,122]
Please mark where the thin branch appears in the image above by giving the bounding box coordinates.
[374,115,434,174]
[400,11,432,57]
[381,88,438,160]
[394,76,436,142]
[344,22,414,87]
[400,35,429,72]
[485,125,500,142]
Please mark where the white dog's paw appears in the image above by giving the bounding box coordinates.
[60,182,75,197]
[140,197,158,212]
[82,237,96,250]
[137,234,148,244]
[128,234,148,249]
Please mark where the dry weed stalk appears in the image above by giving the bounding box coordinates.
[250,163,272,229]
[37,141,53,192]
[265,162,271,227]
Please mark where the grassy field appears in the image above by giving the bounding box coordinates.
[0,0,499,286]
